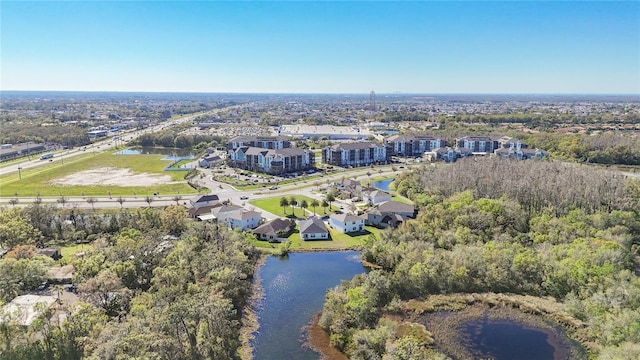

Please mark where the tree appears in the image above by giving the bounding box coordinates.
[57,195,67,208]
[289,196,298,217]
[321,200,329,214]
[311,199,320,215]
[0,208,41,248]
[172,195,182,205]
[116,196,126,209]
[161,205,188,236]
[326,193,335,210]
[144,196,154,207]
[300,200,309,216]
[279,197,289,215]
[8,198,18,207]
[78,268,125,315]
[86,197,97,211]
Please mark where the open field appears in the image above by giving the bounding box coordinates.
[0,152,197,197]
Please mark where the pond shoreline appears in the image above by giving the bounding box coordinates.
[307,293,592,360]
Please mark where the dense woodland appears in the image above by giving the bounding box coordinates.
[0,205,259,360]
[319,159,640,359]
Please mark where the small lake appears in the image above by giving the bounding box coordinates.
[374,178,395,191]
[115,147,194,159]
[252,251,365,360]
[462,319,578,360]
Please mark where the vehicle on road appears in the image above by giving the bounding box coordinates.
[269,186,278,190]
[240,196,249,200]
[40,153,54,160]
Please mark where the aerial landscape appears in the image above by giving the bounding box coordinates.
[0,1,639,360]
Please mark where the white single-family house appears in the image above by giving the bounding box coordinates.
[330,213,365,234]
[362,189,392,205]
[227,210,262,230]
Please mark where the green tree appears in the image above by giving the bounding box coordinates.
[289,197,298,217]
[0,208,41,248]
[300,200,309,216]
[311,199,320,215]
[161,205,188,236]
[279,197,289,215]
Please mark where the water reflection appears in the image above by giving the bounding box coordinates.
[463,319,572,360]
[252,251,365,360]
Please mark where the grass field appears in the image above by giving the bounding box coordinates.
[249,195,337,217]
[0,152,197,197]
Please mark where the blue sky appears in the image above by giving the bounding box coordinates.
[1,1,639,94]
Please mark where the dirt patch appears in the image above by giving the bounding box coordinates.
[51,167,175,187]
[304,313,349,360]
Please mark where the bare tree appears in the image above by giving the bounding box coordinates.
[57,195,68,208]
[116,197,126,209]
[86,197,97,211]
[144,196,154,207]
[172,195,183,205]
[9,198,19,207]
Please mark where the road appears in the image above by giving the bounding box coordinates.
[0,111,209,176]
[4,165,410,221]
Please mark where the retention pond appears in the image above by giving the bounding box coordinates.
[252,251,365,360]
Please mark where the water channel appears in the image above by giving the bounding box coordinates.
[252,251,365,360]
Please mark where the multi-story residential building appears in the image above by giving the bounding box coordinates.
[385,134,446,157]
[227,136,290,151]
[492,136,528,151]
[322,141,388,167]
[456,136,495,154]
[228,146,315,174]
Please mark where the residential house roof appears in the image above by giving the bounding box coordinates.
[191,194,220,204]
[212,204,243,216]
[331,213,365,223]
[299,218,328,235]
[377,201,415,214]
[228,210,262,221]
[253,218,291,236]
[188,204,222,218]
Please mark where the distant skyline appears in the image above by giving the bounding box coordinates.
[1,1,639,94]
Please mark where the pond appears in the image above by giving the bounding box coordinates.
[115,147,194,158]
[252,251,365,360]
[462,318,579,360]
[373,178,395,191]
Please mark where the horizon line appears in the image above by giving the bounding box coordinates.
[2,90,639,97]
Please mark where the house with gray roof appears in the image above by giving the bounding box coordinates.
[366,201,415,228]
[329,213,365,234]
[299,217,329,240]
[253,218,293,242]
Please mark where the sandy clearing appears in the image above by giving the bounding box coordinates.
[51,167,176,187]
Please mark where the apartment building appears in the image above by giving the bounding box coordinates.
[385,134,446,157]
[228,146,315,174]
[456,136,495,154]
[322,141,388,167]
[227,136,291,151]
